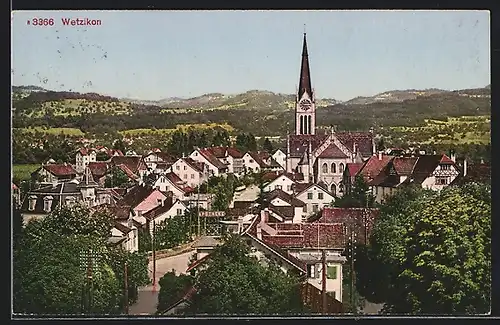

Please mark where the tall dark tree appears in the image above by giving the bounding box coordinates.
[262,137,274,153]
[247,133,258,151]
[113,138,126,154]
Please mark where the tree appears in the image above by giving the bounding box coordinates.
[157,271,194,313]
[363,184,490,314]
[235,133,248,152]
[262,137,274,153]
[113,138,126,154]
[96,151,110,161]
[334,175,374,208]
[186,235,305,315]
[105,167,131,188]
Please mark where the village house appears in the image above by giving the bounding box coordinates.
[361,153,460,203]
[75,148,97,173]
[272,148,287,170]
[242,152,283,174]
[143,151,176,171]
[189,148,228,177]
[260,189,305,223]
[109,155,149,183]
[342,162,364,194]
[31,163,78,185]
[293,182,335,217]
[171,157,210,188]
[110,221,139,253]
[20,169,116,225]
[263,172,296,194]
[151,172,193,200]
[116,184,169,225]
[201,146,245,175]
[229,184,260,209]
[142,194,189,235]
[88,162,108,186]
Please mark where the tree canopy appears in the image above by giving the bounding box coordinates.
[185,235,305,315]
[357,184,491,314]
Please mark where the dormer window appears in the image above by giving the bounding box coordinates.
[28,195,37,211]
[43,196,53,212]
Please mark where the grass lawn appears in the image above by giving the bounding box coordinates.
[13,164,40,181]
[16,127,85,136]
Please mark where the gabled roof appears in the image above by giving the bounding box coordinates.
[357,155,393,183]
[113,221,132,234]
[182,158,205,173]
[204,146,227,159]
[114,164,139,180]
[226,147,244,159]
[110,156,147,174]
[317,143,349,159]
[118,185,159,209]
[450,161,491,186]
[345,163,364,177]
[88,162,108,179]
[39,164,77,177]
[289,134,328,158]
[103,204,133,220]
[77,148,95,156]
[335,132,374,158]
[440,154,455,164]
[142,197,175,221]
[409,155,446,184]
[156,152,177,163]
[392,157,418,175]
[264,189,305,207]
[198,149,227,170]
[293,182,333,196]
[246,152,268,168]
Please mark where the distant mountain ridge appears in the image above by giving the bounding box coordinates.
[12,84,490,111]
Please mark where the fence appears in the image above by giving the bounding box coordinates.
[300,282,344,314]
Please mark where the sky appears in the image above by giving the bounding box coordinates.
[12,10,490,101]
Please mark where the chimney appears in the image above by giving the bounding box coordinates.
[450,151,456,163]
[463,159,467,177]
[256,223,262,240]
[378,151,382,160]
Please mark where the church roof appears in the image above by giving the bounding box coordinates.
[298,33,313,99]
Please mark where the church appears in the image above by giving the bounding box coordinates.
[285,33,376,196]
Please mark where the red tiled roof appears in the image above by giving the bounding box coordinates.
[77,148,95,156]
[165,172,183,185]
[142,197,175,220]
[317,143,349,159]
[43,164,77,176]
[392,157,418,175]
[247,152,268,168]
[335,132,374,157]
[205,146,227,159]
[118,185,159,209]
[289,134,328,158]
[110,156,147,174]
[183,158,205,173]
[440,154,455,164]
[264,189,305,207]
[88,162,108,178]
[226,147,244,158]
[358,155,393,183]
[116,164,139,180]
[99,204,132,220]
[346,163,363,176]
[261,223,346,250]
[199,149,227,170]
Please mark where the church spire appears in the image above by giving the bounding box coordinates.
[298,32,313,99]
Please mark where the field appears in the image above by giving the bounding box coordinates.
[13,164,41,181]
[15,127,85,136]
[119,123,235,136]
[27,99,133,118]
[384,115,490,145]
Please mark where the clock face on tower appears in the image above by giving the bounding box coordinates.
[299,99,312,111]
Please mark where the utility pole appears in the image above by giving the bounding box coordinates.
[152,219,156,293]
[321,249,327,314]
[124,261,129,315]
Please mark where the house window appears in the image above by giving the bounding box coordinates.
[307,192,313,200]
[157,199,162,205]
[307,264,316,278]
[441,164,451,170]
[183,174,187,179]
[322,163,328,174]
[249,159,254,163]
[184,166,187,170]
[436,177,448,185]
[191,174,195,179]
[313,204,319,212]
[318,192,324,200]
[176,165,180,171]
[331,163,336,174]
[303,206,307,213]
[339,163,344,174]
[275,185,282,190]
[176,209,183,215]
[28,197,37,211]
[287,185,291,192]
[327,265,337,279]
[43,199,51,212]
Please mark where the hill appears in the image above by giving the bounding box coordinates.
[11,85,490,136]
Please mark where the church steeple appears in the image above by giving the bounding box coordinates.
[295,32,316,136]
[298,33,313,100]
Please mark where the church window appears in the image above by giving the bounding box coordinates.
[331,184,336,196]
[322,163,328,174]
[331,163,336,174]
[339,163,345,174]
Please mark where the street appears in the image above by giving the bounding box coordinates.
[128,250,195,315]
